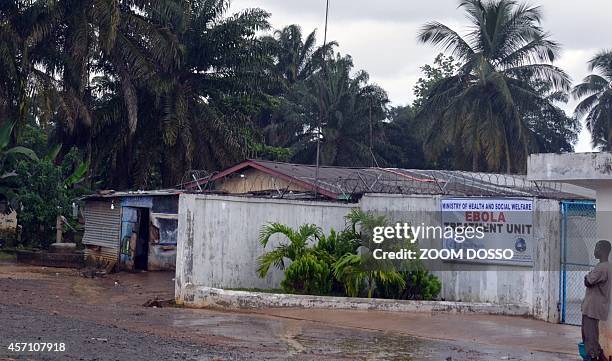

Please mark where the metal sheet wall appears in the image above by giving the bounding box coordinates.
[83,246,120,263]
[82,200,121,249]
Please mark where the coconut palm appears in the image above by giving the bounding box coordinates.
[573,50,612,150]
[417,0,570,173]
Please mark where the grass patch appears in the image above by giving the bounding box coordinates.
[0,251,16,261]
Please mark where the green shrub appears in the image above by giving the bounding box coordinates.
[15,147,88,248]
[281,254,332,295]
[257,209,442,300]
[314,228,360,259]
[408,270,442,300]
[379,270,442,300]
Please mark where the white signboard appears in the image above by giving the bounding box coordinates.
[441,197,534,266]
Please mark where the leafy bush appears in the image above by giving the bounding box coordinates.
[314,228,360,263]
[407,270,441,300]
[15,147,88,248]
[256,223,322,278]
[257,208,441,301]
[15,160,70,248]
[378,270,441,301]
[281,254,332,295]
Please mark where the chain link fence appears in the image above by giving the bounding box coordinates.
[560,201,597,325]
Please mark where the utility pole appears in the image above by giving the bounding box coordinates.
[315,0,330,198]
[369,97,373,167]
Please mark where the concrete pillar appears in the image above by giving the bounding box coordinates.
[595,186,612,356]
[527,152,612,356]
[55,215,62,244]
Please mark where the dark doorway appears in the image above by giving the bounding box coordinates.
[134,208,149,270]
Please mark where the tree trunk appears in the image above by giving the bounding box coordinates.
[505,139,512,174]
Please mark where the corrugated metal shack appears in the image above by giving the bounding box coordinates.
[81,190,180,271]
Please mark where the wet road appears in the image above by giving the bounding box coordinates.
[0,263,579,360]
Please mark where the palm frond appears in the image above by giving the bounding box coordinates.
[418,22,474,62]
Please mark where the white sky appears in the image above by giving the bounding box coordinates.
[231,0,611,152]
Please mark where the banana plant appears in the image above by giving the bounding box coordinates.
[0,120,38,210]
[0,120,38,172]
[43,143,89,187]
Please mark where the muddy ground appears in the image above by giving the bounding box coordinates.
[0,262,578,361]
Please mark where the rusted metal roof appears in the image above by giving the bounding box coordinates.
[182,159,592,201]
[81,189,182,201]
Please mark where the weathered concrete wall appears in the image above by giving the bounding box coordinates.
[528,151,611,351]
[359,194,560,322]
[148,244,176,270]
[176,193,561,322]
[528,152,612,190]
[184,286,530,316]
[0,209,18,246]
[0,209,17,231]
[175,194,354,302]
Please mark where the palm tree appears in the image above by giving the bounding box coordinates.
[417,0,570,173]
[255,25,337,150]
[265,25,337,87]
[257,223,322,278]
[573,50,612,149]
[84,0,271,188]
[41,0,182,167]
[0,1,56,142]
[284,55,389,166]
[332,209,406,298]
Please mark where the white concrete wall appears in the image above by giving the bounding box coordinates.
[359,194,560,322]
[595,185,612,355]
[176,193,561,322]
[175,194,354,302]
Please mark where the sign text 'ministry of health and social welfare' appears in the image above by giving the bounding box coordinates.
[441,197,533,265]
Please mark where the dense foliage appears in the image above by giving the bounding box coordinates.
[0,0,594,193]
[573,50,612,150]
[14,148,87,247]
[0,0,607,246]
[257,210,441,300]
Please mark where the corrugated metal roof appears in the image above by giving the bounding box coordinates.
[81,189,182,200]
[185,159,592,200]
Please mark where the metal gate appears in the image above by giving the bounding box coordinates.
[560,200,597,325]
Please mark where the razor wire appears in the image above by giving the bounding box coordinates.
[180,167,573,201]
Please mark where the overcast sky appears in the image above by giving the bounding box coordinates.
[231,0,611,152]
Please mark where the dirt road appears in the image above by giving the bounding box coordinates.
[0,262,579,360]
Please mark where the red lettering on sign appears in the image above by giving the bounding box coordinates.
[464,212,506,223]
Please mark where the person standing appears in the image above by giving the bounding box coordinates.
[582,240,611,361]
